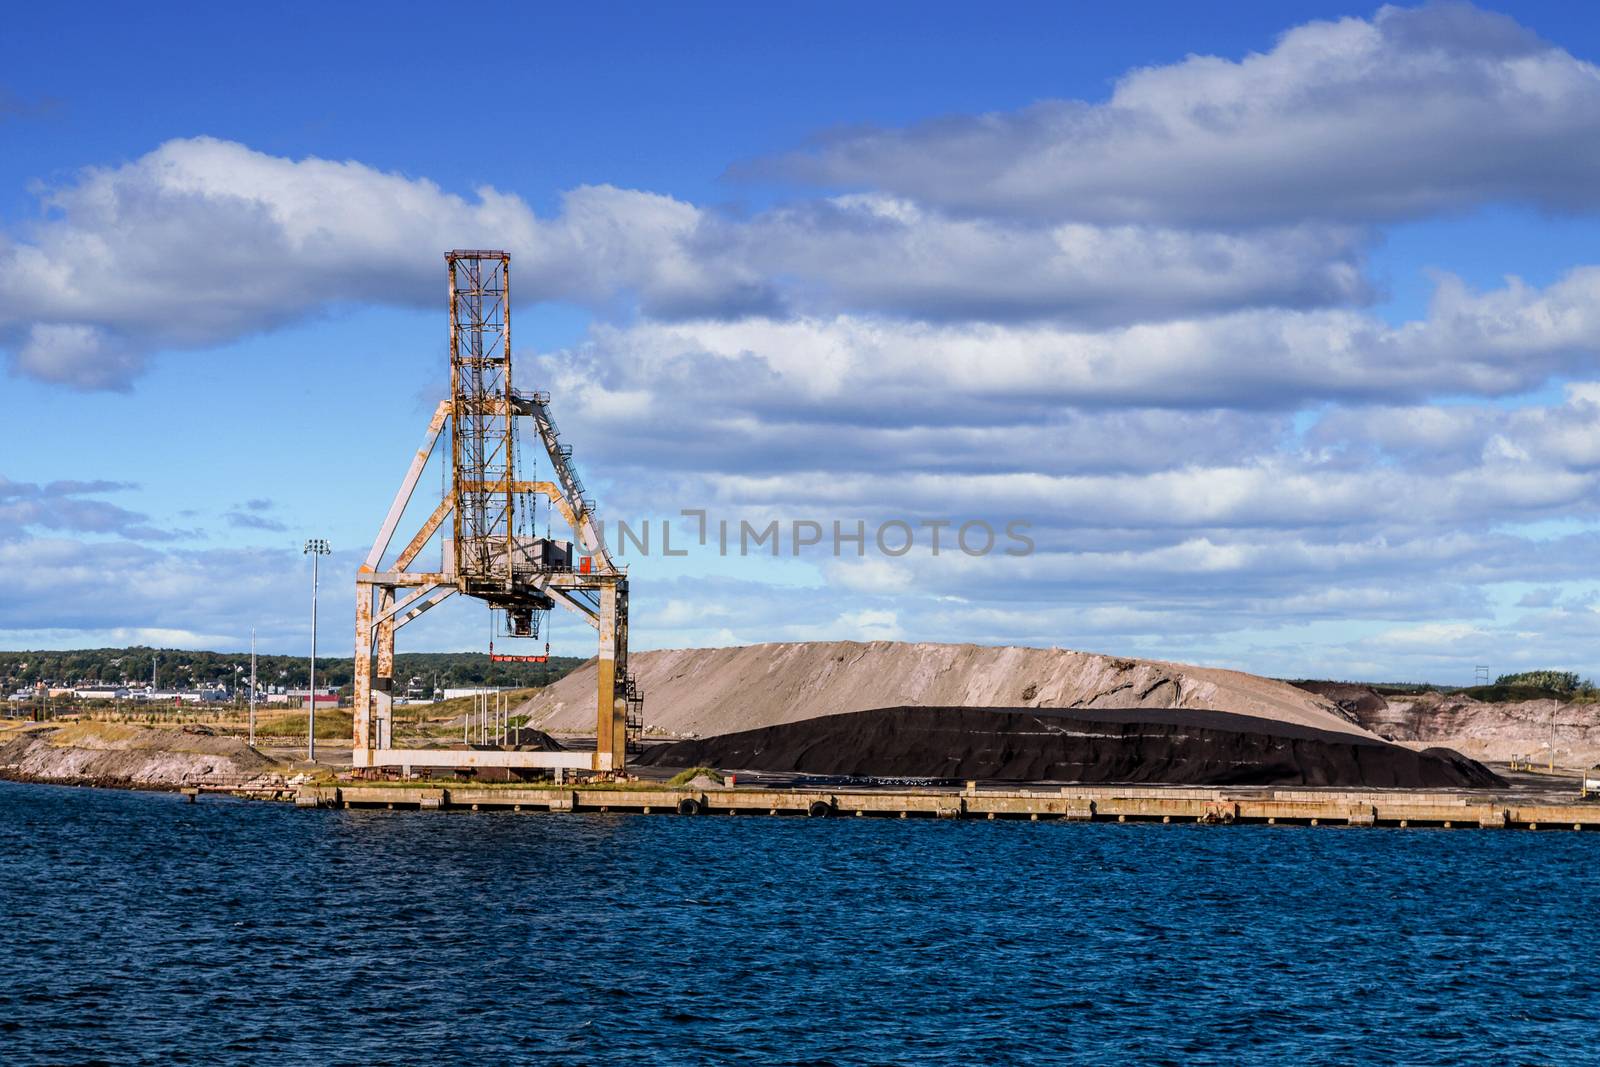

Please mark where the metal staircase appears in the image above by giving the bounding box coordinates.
[624,674,645,755]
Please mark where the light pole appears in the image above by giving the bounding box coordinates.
[248,627,257,750]
[304,539,330,762]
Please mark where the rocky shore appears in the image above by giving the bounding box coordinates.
[0,722,283,790]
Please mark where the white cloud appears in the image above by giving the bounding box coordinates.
[1361,621,1487,651]
[833,609,902,641]
[752,3,1600,225]
[730,196,1370,323]
[0,537,308,639]
[13,5,1600,684]
[0,137,1377,389]
[825,558,915,594]
[0,476,169,541]
[13,324,141,390]
[0,138,767,388]
[530,268,1600,442]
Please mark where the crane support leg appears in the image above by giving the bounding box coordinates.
[375,587,396,750]
[354,588,373,753]
[596,581,626,771]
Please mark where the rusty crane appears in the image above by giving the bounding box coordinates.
[351,250,641,776]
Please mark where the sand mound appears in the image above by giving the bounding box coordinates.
[519,641,1369,740]
[1292,681,1392,720]
[637,705,1504,789]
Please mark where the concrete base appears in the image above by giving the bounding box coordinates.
[291,781,1600,830]
[353,747,604,771]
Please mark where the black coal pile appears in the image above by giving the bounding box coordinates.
[506,726,563,751]
[636,705,1504,789]
[437,727,563,752]
[1289,681,1392,720]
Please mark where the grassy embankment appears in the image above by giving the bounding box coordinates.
[18,687,546,746]
[1287,680,1600,704]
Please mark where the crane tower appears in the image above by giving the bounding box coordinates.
[351,250,641,776]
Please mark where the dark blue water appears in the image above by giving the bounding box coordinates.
[2,781,1598,1066]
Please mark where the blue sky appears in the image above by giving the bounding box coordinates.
[7,1,1600,684]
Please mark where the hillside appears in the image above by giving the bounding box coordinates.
[1295,682,1600,765]
[516,641,1370,739]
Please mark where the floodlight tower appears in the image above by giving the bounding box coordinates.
[305,537,329,761]
[350,251,641,777]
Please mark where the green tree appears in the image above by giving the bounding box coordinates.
[1493,669,1589,693]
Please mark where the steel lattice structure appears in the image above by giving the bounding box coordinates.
[448,252,515,595]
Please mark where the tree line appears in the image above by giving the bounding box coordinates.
[1492,670,1596,695]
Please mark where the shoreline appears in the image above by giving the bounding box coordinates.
[10,773,1597,831]
[5,717,1595,830]
[286,780,1600,829]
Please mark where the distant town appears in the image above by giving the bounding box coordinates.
[0,646,584,714]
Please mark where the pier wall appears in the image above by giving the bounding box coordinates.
[291,782,1600,830]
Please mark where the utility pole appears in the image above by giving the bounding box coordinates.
[249,628,257,749]
[304,539,330,762]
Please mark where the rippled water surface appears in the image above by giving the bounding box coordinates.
[3,780,1598,1065]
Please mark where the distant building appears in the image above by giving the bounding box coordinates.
[442,686,515,700]
[285,688,338,709]
[131,687,232,705]
[266,687,337,706]
[71,686,130,701]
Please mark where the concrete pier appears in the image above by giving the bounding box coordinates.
[289,782,1600,830]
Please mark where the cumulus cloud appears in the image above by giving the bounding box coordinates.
[1309,381,1600,474]
[225,511,287,532]
[0,476,172,541]
[526,267,1600,443]
[13,323,143,390]
[0,537,308,640]
[13,7,1600,395]
[12,4,1600,681]
[0,138,772,387]
[728,196,1370,323]
[500,358,1600,676]
[750,3,1600,225]
[220,497,287,532]
[0,137,1376,389]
